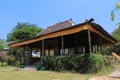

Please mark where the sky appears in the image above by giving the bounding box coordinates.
[0,0,120,40]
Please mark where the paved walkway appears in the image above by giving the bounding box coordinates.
[90,70,120,80]
[21,66,36,71]
[90,76,120,80]
[108,70,120,78]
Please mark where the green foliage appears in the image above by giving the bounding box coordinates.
[88,53,105,73]
[112,44,120,55]
[7,48,25,65]
[111,11,114,21]
[112,27,120,42]
[116,2,120,10]
[15,60,20,67]
[111,1,120,21]
[0,51,8,66]
[7,23,43,41]
[0,51,16,66]
[112,27,120,55]
[0,39,8,51]
[7,23,43,66]
[111,1,120,55]
[7,55,15,65]
[102,46,111,55]
[42,53,111,73]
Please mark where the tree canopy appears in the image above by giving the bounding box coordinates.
[112,27,120,42]
[112,27,120,55]
[0,39,8,51]
[7,23,43,42]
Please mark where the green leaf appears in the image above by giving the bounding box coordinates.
[116,2,120,10]
[111,11,114,21]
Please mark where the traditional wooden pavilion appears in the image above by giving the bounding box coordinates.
[9,18,117,64]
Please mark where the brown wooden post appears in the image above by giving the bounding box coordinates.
[24,45,31,65]
[88,30,92,53]
[95,45,97,53]
[42,40,44,56]
[29,47,32,58]
[48,49,50,56]
[75,33,78,53]
[82,46,85,53]
[99,38,103,54]
[16,48,19,60]
[61,36,64,55]
[100,45,102,54]
[41,40,44,63]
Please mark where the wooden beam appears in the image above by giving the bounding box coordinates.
[10,24,116,48]
[10,25,88,47]
[89,25,116,44]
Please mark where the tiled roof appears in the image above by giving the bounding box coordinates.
[36,19,75,36]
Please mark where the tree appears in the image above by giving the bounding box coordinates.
[111,2,120,55]
[7,23,43,65]
[7,23,43,42]
[0,39,8,51]
[112,28,120,42]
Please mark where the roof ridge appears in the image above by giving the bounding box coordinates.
[36,19,74,36]
[68,19,75,26]
[47,19,74,29]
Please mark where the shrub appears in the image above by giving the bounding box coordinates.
[0,51,9,66]
[15,60,20,67]
[42,53,111,73]
[7,55,15,65]
[104,57,111,66]
[87,53,105,73]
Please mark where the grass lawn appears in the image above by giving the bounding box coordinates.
[0,66,115,80]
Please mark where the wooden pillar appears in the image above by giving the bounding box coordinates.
[41,40,44,63]
[100,45,102,54]
[75,34,78,53]
[95,45,97,53]
[92,46,94,52]
[61,36,64,55]
[97,45,100,53]
[88,30,92,53]
[56,39,60,55]
[30,48,32,57]
[99,38,103,54]
[42,40,44,56]
[24,45,31,65]
[16,48,19,60]
[48,49,50,56]
[40,49,42,57]
[58,39,61,55]
[83,46,85,53]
